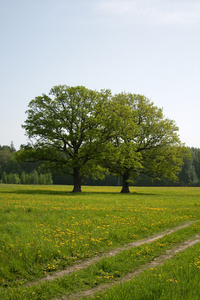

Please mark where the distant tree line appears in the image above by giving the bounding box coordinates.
[0,144,52,185]
[1,170,53,185]
[0,143,200,187]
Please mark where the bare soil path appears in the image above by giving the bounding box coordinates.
[27,221,197,288]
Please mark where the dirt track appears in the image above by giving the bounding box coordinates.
[26,221,198,291]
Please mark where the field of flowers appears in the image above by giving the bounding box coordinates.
[0,185,200,299]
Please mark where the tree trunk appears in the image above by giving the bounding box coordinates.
[72,169,82,192]
[121,175,130,193]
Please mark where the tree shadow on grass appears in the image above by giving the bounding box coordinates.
[0,188,157,197]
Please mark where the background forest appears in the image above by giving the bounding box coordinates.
[0,142,200,187]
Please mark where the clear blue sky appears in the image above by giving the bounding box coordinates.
[1,0,200,150]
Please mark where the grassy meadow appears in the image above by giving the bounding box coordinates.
[0,184,200,299]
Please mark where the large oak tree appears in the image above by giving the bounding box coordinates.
[16,85,115,192]
[102,93,189,193]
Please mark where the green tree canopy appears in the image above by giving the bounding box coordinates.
[16,86,189,192]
